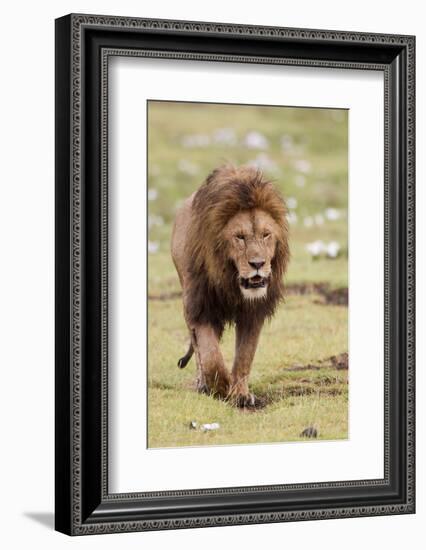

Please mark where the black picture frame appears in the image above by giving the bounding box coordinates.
[55,13,415,536]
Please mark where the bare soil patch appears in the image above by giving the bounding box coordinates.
[148,283,348,305]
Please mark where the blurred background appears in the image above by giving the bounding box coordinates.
[147,101,349,448]
[147,101,348,293]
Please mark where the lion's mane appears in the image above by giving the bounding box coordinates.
[185,165,290,336]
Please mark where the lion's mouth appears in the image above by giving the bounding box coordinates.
[240,275,269,289]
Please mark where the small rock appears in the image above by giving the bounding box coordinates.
[300,426,318,438]
[189,421,198,430]
[200,422,220,432]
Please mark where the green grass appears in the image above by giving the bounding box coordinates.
[147,101,348,448]
[149,390,347,448]
[148,294,348,448]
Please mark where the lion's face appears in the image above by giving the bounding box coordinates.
[223,208,279,300]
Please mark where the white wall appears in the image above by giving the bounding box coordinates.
[0,0,423,548]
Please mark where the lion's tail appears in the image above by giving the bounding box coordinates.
[177,342,194,369]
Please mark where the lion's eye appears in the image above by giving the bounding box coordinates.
[263,232,271,239]
[236,234,245,241]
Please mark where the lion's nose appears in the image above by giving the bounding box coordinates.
[249,260,265,270]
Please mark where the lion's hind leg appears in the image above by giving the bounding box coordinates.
[177,342,194,369]
[192,325,230,398]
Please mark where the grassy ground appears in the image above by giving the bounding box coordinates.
[147,101,348,448]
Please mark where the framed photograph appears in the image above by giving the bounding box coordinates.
[55,14,415,535]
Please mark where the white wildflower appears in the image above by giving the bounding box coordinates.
[287,197,298,210]
[212,127,237,146]
[243,131,269,150]
[294,159,311,174]
[181,134,210,148]
[178,159,199,176]
[306,240,325,258]
[248,153,276,172]
[287,211,298,225]
[147,188,158,201]
[148,241,159,254]
[325,208,341,221]
[148,215,164,229]
[326,241,341,258]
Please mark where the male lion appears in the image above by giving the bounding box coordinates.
[171,165,289,407]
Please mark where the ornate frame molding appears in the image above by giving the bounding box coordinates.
[55,13,415,535]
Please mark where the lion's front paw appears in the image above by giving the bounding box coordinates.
[229,392,257,409]
[228,379,257,408]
